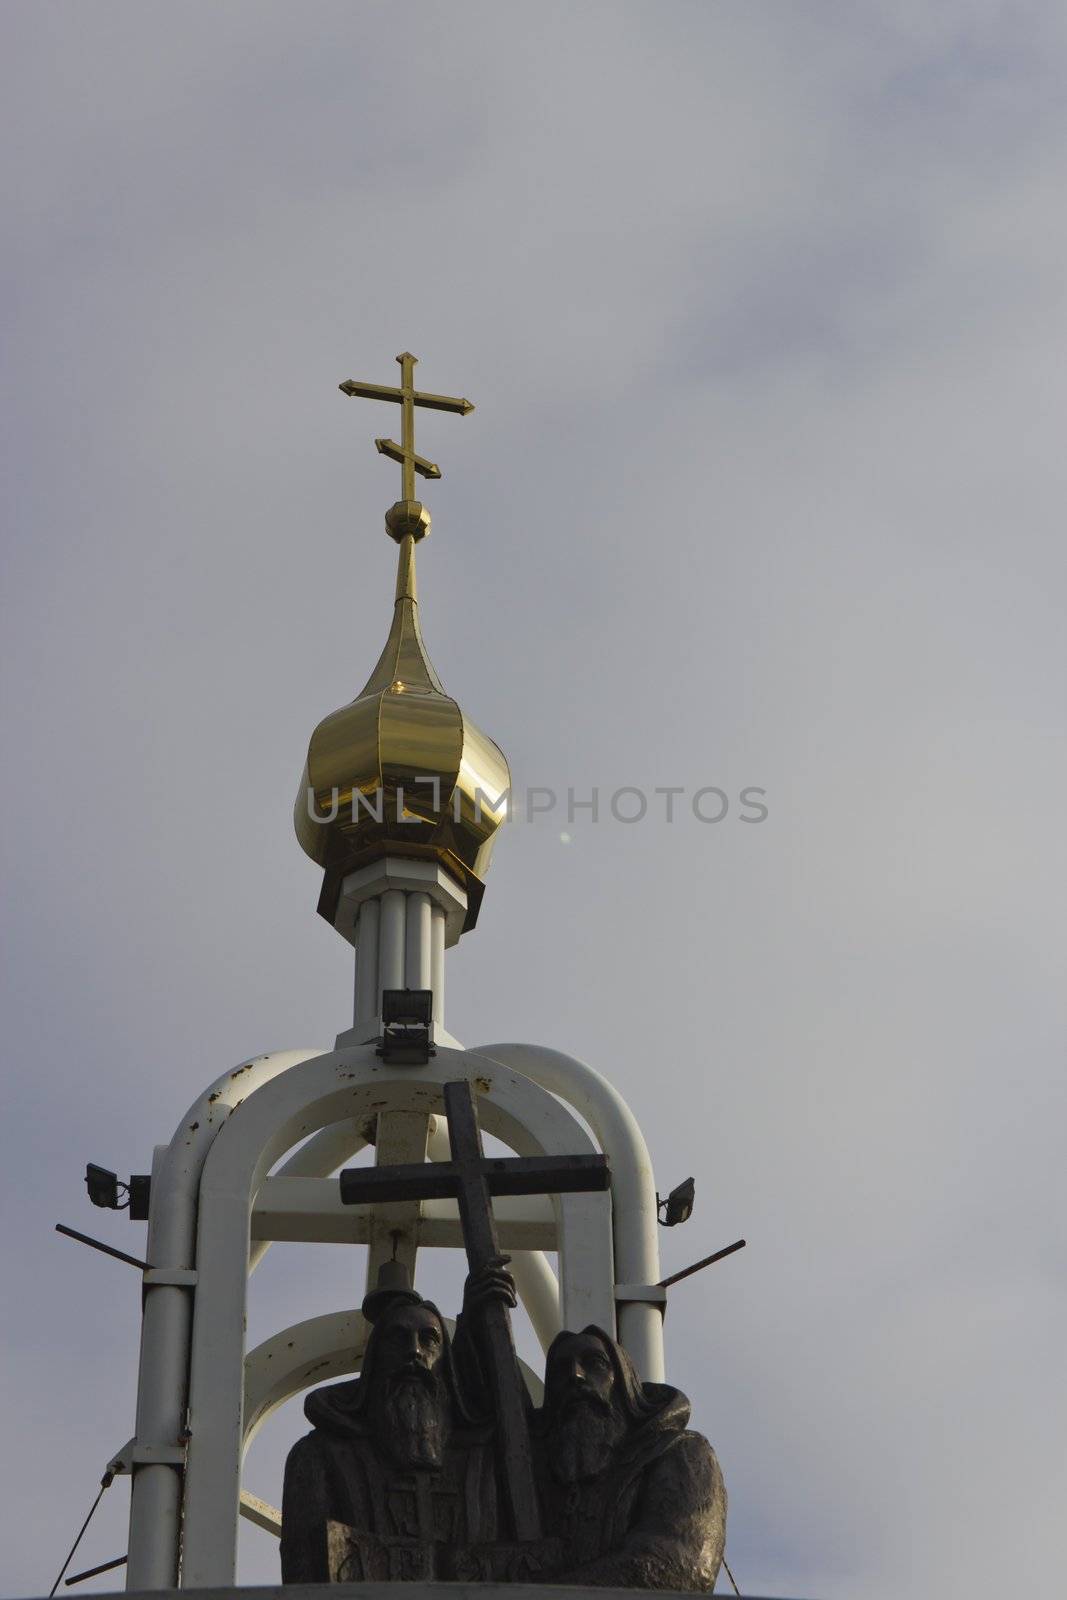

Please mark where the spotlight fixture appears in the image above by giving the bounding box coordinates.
[84,1163,152,1218]
[658,1176,696,1227]
[85,1163,120,1209]
[378,989,434,1065]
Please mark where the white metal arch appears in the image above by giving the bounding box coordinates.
[127,1049,325,1592]
[179,1044,614,1587]
[473,1042,663,1379]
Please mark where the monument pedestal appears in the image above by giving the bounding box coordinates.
[19,1589,801,1600]
[327,1525,565,1585]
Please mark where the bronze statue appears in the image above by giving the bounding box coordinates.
[282,1263,726,1589]
[283,1081,726,1588]
[280,1272,501,1582]
[532,1325,726,1590]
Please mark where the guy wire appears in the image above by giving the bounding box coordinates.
[48,1471,114,1597]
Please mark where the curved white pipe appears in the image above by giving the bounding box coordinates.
[509,1249,561,1352]
[472,1042,663,1380]
[127,1049,324,1591]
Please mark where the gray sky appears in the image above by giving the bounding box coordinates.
[2,4,1065,1596]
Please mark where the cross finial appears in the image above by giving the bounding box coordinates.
[339,353,474,540]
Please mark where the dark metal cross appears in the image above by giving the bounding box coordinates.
[339,1080,611,1543]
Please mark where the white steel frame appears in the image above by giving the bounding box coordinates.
[124,1040,661,1590]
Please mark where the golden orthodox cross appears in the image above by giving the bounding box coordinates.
[340,352,474,504]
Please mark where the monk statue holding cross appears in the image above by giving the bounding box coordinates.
[280,1080,726,1588]
[280,1260,523,1583]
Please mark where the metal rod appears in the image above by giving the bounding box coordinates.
[658,1238,746,1289]
[399,352,416,502]
[431,905,445,1025]
[405,891,432,990]
[64,1554,127,1587]
[354,898,380,1026]
[54,1223,149,1272]
[48,1476,112,1596]
[722,1551,743,1595]
[379,889,405,993]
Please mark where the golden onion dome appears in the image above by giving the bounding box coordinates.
[294,500,510,935]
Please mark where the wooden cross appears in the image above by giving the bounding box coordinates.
[339,1079,611,1543]
[339,352,474,504]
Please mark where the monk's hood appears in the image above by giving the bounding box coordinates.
[638,1380,691,1435]
[304,1377,367,1437]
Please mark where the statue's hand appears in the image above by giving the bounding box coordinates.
[462,1253,517,1317]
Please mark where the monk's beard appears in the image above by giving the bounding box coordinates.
[547,1394,625,1484]
[371,1367,450,1470]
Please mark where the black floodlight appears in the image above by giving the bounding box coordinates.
[658,1176,696,1227]
[128,1175,152,1222]
[379,989,434,1066]
[85,1163,120,1209]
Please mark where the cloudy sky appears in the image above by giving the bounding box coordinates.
[2,3,1065,1596]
